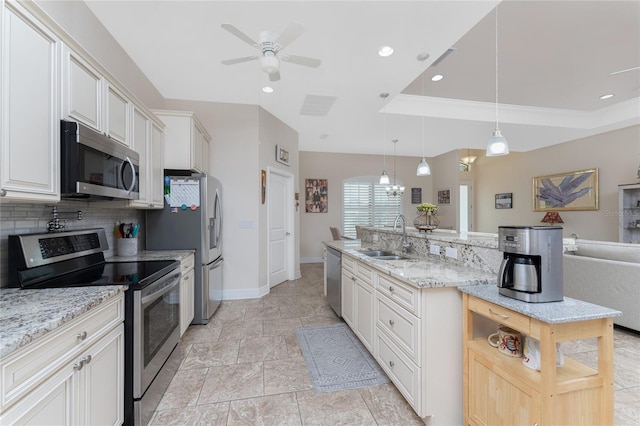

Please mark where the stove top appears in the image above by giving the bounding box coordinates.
[18,260,179,290]
[8,228,179,290]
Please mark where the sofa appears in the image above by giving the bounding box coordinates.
[563,239,640,332]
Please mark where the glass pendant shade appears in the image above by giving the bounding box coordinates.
[379,171,390,185]
[416,158,431,176]
[386,184,405,196]
[486,129,509,156]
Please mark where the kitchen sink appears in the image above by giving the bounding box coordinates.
[358,250,395,257]
[358,250,409,260]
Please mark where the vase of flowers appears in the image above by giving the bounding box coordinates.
[414,202,439,232]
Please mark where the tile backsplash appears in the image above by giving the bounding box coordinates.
[0,200,143,287]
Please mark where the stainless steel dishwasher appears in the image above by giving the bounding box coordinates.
[326,247,342,317]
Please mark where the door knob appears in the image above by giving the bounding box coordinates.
[286,232,291,236]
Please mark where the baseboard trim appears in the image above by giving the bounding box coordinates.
[221,284,269,300]
[301,257,323,264]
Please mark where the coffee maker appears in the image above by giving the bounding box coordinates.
[497,226,563,303]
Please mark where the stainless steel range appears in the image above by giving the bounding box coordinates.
[8,228,181,426]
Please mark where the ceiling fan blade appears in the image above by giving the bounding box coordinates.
[281,54,321,68]
[221,23,258,47]
[276,22,304,49]
[221,56,259,65]
[610,66,640,76]
[269,71,281,82]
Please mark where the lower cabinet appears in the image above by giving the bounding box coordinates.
[179,253,196,336]
[340,254,463,423]
[0,294,124,425]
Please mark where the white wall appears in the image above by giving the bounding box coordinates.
[299,152,434,261]
[474,125,639,241]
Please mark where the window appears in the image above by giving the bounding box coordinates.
[342,176,403,238]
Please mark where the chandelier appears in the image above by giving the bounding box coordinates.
[386,139,405,196]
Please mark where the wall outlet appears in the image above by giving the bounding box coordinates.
[445,247,458,259]
[430,244,440,255]
[373,234,379,242]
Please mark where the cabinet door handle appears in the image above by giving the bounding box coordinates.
[389,286,394,292]
[76,331,88,340]
[389,319,395,326]
[389,360,395,367]
[0,188,6,197]
[73,360,84,370]
[489,308,509,319]
[81,355,92,365]
[352,277,356,282]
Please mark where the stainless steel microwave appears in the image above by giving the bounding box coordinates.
[61,120,139,200]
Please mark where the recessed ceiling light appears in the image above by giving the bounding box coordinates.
[262,86,274,94]
[431,74,444,82]
[599,93,614,100]
[378,46,394,57]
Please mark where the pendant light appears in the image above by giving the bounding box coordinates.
[379,93,390,184]
[416,59,431,176]
[461,148,477,164]
[486,4,510,157]
[386,139,405,196]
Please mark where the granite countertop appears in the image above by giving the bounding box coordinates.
[106,249,195,262]
[458,284,622,324]
[0,286,127,358]
[325,240,496,289]
[362,226,578,252]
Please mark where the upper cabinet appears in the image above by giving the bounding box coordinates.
[129,105,164,209]
[152,110,211,173]
[1,0,61,202]
[2,1,162,204]
[61,47,131,147]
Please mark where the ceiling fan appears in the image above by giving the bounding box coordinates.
[220,22,321,82]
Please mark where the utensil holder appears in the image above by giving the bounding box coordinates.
[117,238,138,257]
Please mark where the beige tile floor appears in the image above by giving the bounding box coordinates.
[149,263,640,425]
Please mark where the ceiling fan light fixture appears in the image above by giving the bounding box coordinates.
[416,158,431,176]
[260,55,279,74]
[486,129,510,156]
[378,46,394,57]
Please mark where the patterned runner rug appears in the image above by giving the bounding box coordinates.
[295,322,389,393]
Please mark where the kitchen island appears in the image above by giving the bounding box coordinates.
[459,284,620,425]
[324,239,495,425]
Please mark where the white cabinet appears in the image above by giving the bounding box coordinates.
[62,47,132,147]
[334,253,464,423]
[0,294,124,425]
[129,106,165,209]
[619,183,640,243]
[152,110,211,173]
[1,0,60,202]
[179,253,196,336]
[105,83,130,145]
[62,45,102,132]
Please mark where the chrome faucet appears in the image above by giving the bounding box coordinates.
[393,214,411,253]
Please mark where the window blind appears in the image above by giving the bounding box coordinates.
[342,177,403,238]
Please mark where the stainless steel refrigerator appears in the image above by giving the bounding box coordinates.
[146,173,223,324]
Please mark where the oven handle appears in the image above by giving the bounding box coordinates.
[140,270,181,305]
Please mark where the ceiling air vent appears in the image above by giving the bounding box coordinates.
[300,95,337,116]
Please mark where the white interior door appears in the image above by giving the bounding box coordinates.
[268,169,293,287]
[460,181,473,232]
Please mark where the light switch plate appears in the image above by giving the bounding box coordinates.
[373,234,379,242]
[430,244,440,255]
[445,247,458,259]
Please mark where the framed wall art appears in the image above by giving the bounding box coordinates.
[437,188,451,205]
[533,168,598,211]
[275,145,289,166]
[411,188,422,204]
[305,178,328,213]
[260,170,266,204]
[495,193,512,209]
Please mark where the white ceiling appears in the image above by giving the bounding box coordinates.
[85,1,640,158]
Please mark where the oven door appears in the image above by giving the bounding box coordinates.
[132,267,181,398]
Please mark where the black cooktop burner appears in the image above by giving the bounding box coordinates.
[16,259,179,290]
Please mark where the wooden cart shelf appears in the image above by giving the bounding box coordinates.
[462,292,615,426]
